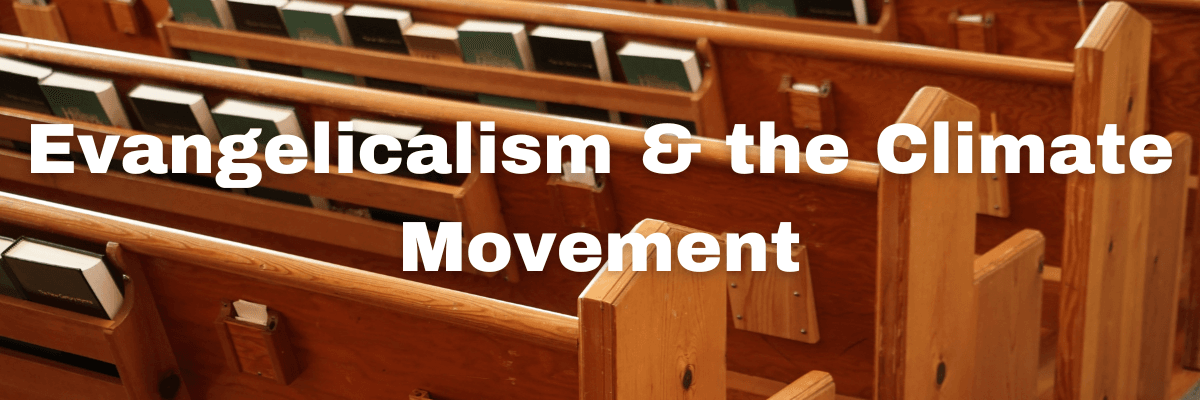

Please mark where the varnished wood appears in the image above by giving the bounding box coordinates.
[1057,3,1154,400]
[0,34,878,190]
[105,243,193,400]
[766,371,836,400]
[157,20,708,122]
[11,2,68,42]
[548,175,618,235]
[579,220,726,400]
[0,346,126,400]
[727,243,819,343]
[105,0,141,35]
[877,87,979,400]
[0,191,582,353]
[973,229,1045,400]
[1135,132,1192,399]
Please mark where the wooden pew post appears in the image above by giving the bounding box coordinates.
[876,87,980,399]
[105,243,192,400]
[1056,3,1168,400]
[579,220,726,400]
[972,229,1046,400]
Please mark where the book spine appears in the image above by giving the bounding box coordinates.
[0,259,28,300]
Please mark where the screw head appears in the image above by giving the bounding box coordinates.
[793,291,800,297]
[800,329,807,334]
[735,314,743,320]
[730,282,737,288]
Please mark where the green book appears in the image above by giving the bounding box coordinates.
[188,51,245,68]
[458,20,542,112]
[659,0,726,10]
[281,0,352,46]
[39,72,131,128]
[617,41,703,93]
[211,99,330,209]
[457,20,534,71]
[301,68,358,85]
[170,0,235,28]
[736,0,797,16]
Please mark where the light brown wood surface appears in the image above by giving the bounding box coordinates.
[11,2,67,42]
[876,87,979,400]
[1057,3,1155,400]
[727,244,819,343]
[973,229,1045,400]
[1135,132,1192,399]
[766,371,836,400]
[579,220,726,400]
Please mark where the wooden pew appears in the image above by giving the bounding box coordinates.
[0,7,1186,398]
[0,189,862,399]
[1056,3,1194,398]
[0,83,1011,400]
[0,31,1053,397]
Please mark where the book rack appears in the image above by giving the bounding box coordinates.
[155,16,731,138]
[508,0,898,40]
[0,242,188,400]
[0,110,513,280]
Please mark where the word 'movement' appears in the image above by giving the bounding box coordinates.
[28,120,1174,189]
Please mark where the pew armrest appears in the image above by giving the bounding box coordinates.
[766,371,836,400]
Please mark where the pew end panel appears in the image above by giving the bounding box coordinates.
[1058,3,1175,400]
[579,219,727,400]
[876,86,980,400]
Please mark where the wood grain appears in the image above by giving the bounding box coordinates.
[973,229,1045,400]
[579,220,726,400]
[1135,132,1192,399]
[105,243,193,400]
[766,371,836,400]
[0,191,582,353]
[727,243,819,343]
[0,346,125,400]
[11,2,67,42]
[1057,4,1154,400]
[877,87,979,400]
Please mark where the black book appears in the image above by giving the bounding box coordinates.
[347,118,441,182]
[0,236,20,299]
[0,57,54,114]
[798,0,866,23]
[128,84,222,141]
[547,103,619,123]
[369,209,443,229]
[227,0,289,36]
[344,5,412,54]
[1,238,124,319]
[643,116,697,135]
[363,77,424,95]
[529,26,611,81]
[247,59,304,77]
